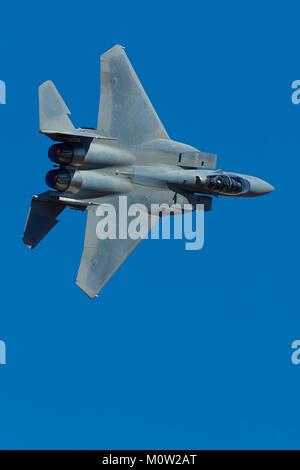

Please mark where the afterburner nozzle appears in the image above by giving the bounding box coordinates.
[46,169,71,191]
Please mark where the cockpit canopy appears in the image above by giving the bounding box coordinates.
[204,175,244,194]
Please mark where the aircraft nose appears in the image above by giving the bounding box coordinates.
[249,178,275,196]
[263,182,275,194]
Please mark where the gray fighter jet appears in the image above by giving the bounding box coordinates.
[23,45,274,298]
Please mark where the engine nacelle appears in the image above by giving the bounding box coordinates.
[46,169,72,192]
[46,169,132,196]
[48,141,135,169]
[48,143,87,166]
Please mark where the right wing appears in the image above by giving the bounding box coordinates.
[97,45,169,145]
[76,200,159,298]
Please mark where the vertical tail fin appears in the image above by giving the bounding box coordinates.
[39,80,74,132]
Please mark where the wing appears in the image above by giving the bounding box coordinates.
[76,200,159,298]
[97,45,169,145]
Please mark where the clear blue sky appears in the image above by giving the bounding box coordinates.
[0,0,300,450]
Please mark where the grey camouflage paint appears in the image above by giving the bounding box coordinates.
[23,45,274,298]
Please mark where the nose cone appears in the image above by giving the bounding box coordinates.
[248,177,275,197]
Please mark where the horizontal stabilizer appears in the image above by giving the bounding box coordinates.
[39,81,117,142]
[23,198,65,249]
[40,128,117,143]
[39,80,74,133]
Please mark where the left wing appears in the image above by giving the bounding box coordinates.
[76,200,159,298]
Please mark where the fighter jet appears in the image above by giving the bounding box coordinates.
[23,45,274,298]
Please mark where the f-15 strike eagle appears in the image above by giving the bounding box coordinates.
[23,45,274,298]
